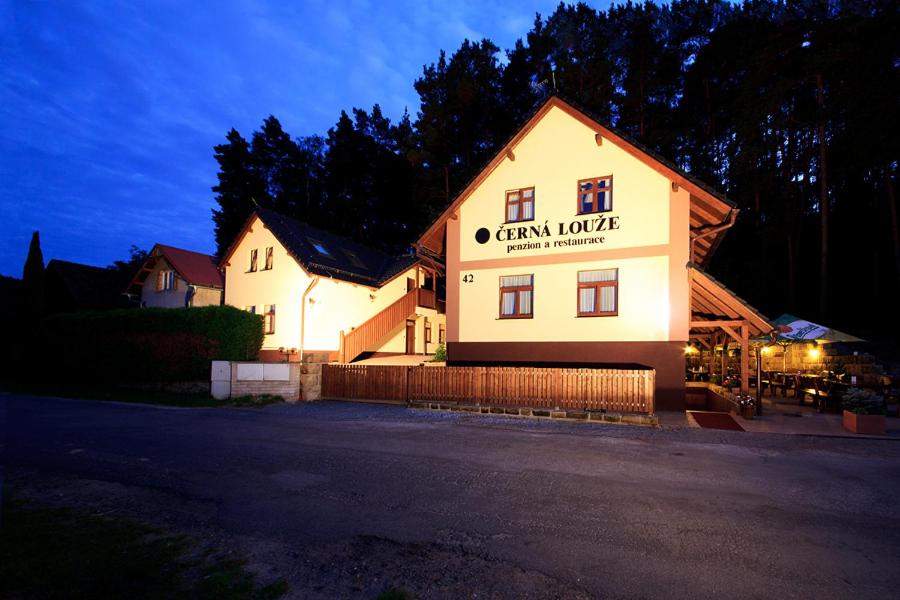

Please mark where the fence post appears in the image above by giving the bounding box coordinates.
[405,366,411,405]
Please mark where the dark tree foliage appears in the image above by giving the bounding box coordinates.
[211,0,900,344]
[107,245,148,281]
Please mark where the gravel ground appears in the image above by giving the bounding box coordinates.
[2,394,899,599]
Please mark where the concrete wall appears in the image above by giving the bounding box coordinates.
[229,361,302,401]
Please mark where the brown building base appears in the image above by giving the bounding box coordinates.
[447,341,686,411]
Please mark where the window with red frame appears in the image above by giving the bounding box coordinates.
[263,304,276,334]
[577,269,618,316]
[577,176,613,214]
[499,274,534,318]
[505,187,535,223]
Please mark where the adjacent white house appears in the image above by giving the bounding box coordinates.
[219,208,445,363]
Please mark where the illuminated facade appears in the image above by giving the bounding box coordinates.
[222,208,445,362]
[417,96,770,409]
[127,244,223,308]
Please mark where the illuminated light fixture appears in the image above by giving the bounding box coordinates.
[761,346,772,355]
[684,344,698,355]
[808,346,821,360]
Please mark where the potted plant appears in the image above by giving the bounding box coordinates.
[737,395,755,420]
[841,388,886,435]
[722,374,740,393]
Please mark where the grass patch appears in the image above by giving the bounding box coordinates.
[0,497,287,599]
[229,394,285,407]
[0,383,286,408]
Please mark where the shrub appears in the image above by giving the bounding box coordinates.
[841,388,885,415]
[432,343,447,362]
[40,306,264,382]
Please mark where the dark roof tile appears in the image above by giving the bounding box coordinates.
[255,208,419,287]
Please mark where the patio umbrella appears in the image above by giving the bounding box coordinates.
[752,314,864,372]
[769,314,865,344]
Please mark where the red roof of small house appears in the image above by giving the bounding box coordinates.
[128,244,223,293]
[154,244,223,288]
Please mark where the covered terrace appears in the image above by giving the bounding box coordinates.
[687,265,775,396]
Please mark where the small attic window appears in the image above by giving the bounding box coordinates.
[343,249,366,269]
[308,238,333,258]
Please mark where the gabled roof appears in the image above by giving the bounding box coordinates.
[221,208,420,288]
[128,244,223,293]
[45,259,133,311]
[416,94,736,265]
[689,264,773,338]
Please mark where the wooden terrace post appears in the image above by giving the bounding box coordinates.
[708,333,717,378]
[740,322,749,395]
[755,346,763,416]
[721,336,728,381]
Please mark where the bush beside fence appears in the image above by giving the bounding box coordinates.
[40,306,264,382]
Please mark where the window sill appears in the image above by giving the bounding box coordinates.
[497,315,534,320]
[576,209,613,216]
[503,217,536,225]
[576,313,617,318]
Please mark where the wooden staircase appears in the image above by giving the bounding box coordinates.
[340,288,436,363]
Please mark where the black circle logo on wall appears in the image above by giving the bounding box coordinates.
[475,228,490,244]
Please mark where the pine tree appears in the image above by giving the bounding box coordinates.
[211,128,265,256]
[22,230,44,316]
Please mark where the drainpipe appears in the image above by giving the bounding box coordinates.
[690,209,736,264]
[299,276,320,362]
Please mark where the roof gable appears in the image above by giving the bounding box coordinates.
[221,208,419,288]
[154,245,223,288]
[128,244,223,293]
[416,95,736,263]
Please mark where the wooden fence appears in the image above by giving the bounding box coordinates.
[321,364,655,414]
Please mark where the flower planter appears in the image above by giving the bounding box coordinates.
[740,406,754,420]
[842,410,886,435]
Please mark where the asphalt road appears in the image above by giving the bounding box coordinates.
[2,394,899,599]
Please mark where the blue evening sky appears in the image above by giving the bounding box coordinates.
[0,0,579,277]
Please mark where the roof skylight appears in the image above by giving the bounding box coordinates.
[308,238,333,258]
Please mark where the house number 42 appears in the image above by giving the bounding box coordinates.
[462,274,474,283]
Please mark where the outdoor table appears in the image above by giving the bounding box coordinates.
[769,372,794,397]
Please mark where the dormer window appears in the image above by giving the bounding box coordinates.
[308,238,333,258]
[505,187,534,223]
[578,176,613,214]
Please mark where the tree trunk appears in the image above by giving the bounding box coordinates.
[787,232,796,310]
[816,73,829,321]
[886,166,900,287]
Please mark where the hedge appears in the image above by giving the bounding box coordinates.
[40,306,264,382]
